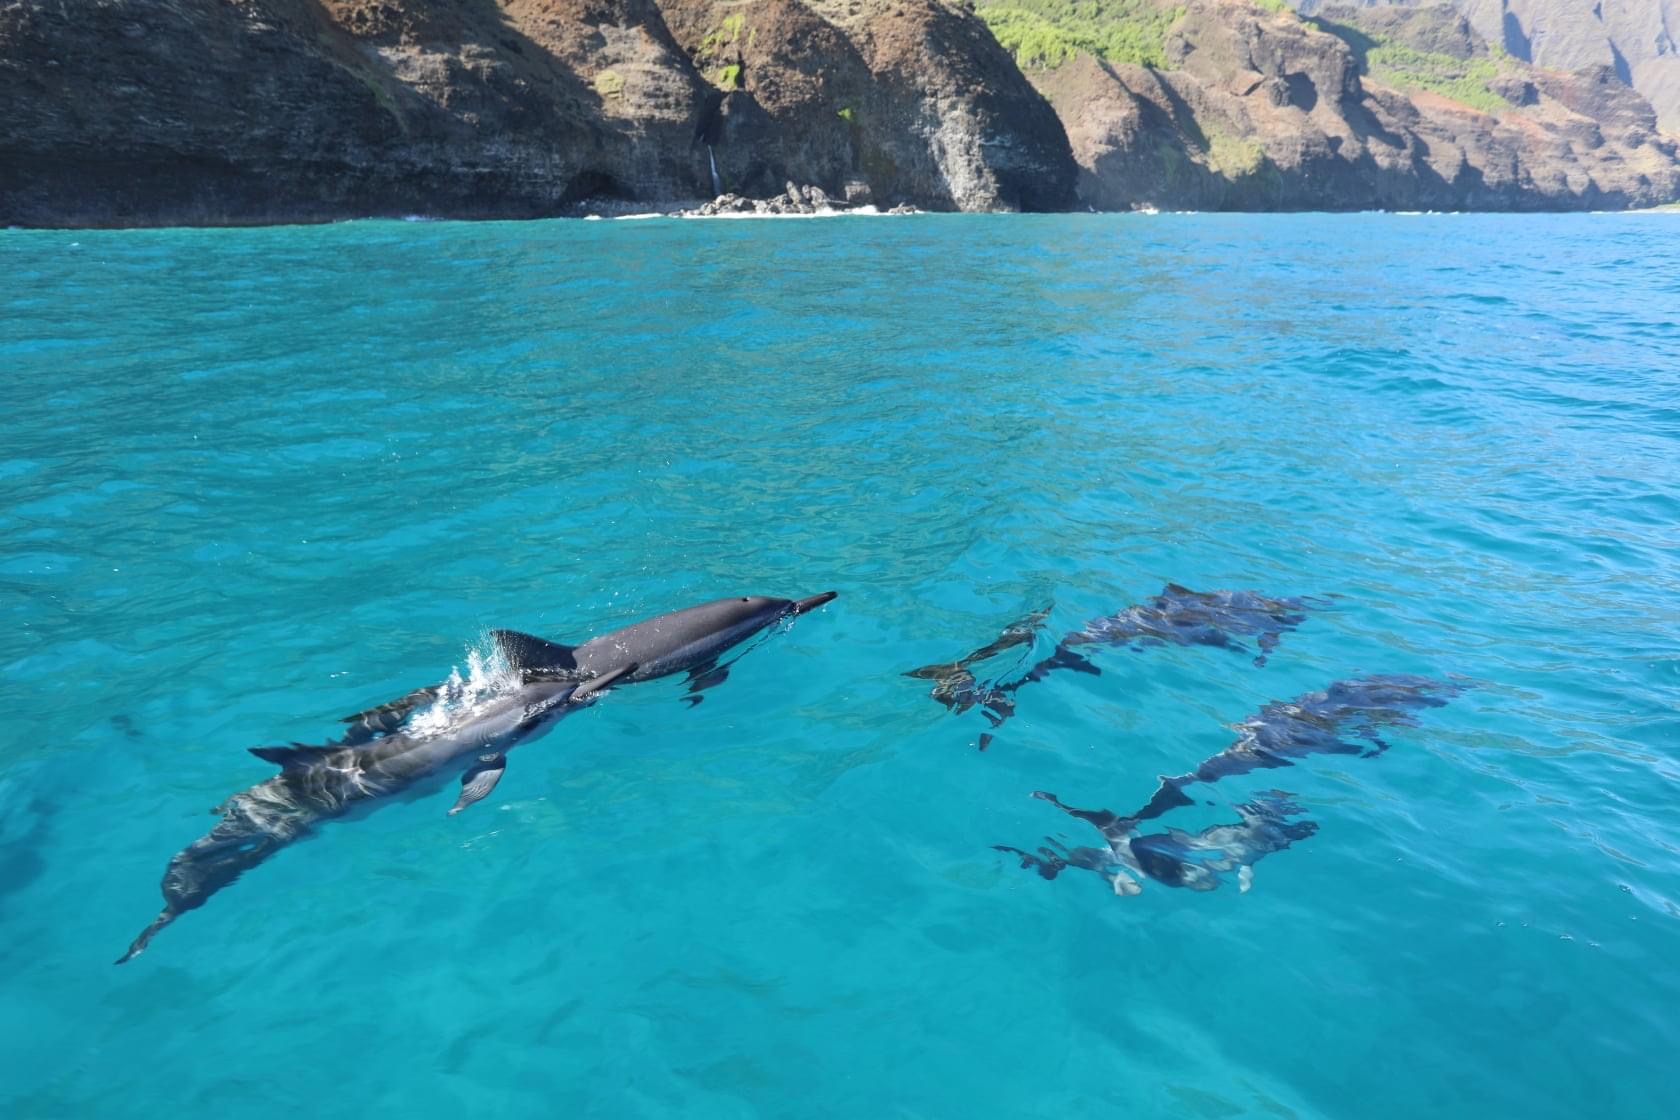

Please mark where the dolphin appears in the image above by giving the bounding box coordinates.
[117,591,838,963]
[998,790,1318,896]
[1126,674,1464,823]
[903,604,1051,741]
[907,586,1319,748]
[1016,584,1319,679]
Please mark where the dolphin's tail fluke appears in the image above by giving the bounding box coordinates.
[116,909,177,964]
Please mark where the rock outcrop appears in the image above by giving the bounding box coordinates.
[1290,1,1680,136]
[657,0,1077,211]
[0,0,1075,225]
[1025,0,1680,210]
[0,0,715,226]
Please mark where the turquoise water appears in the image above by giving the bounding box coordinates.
[3,213,1677,1118]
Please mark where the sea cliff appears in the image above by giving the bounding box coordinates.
[1,0,1676,224]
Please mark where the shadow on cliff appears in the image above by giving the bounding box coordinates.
[302,0,709,209]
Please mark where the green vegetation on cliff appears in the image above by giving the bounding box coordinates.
[1313,16,1507,115]
[977,0,1183,70]
[1365,42,1504,113]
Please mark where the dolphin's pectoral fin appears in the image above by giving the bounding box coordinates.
[249,743,341,772]
[449,753,507,816]
[681,661,730,706]
[993,844,1066,880]
[570,662,637,703]
[491,630,579,673]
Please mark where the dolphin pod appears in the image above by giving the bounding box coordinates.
[996,675,1467,897]
[118,591,838,963]
[907,585,1321,749]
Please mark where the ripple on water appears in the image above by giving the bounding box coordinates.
[0,213,1676,1120]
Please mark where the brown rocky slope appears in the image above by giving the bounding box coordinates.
[1027,0,1680,211]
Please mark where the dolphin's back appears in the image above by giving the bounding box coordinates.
[570,596,788,680]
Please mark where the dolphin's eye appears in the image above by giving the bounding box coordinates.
[742,597,749,602]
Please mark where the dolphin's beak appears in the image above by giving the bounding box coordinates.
[790,591,838,615]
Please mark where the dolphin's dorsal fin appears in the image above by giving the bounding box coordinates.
[490,629,579,672]
[249,743,339,771]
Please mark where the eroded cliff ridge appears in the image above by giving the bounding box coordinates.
[1,0,1676,223]
[1293,0,1680,135]
[1008,0,1680,210]
[0,0,1075,224]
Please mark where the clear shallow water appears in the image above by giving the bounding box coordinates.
[2,213,1677,1119]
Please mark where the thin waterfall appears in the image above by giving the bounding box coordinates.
[707,145,722,197]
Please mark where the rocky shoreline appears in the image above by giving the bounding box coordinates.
[670,183,917,217]
[2,0,1677,227]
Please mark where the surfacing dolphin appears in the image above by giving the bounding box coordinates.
[907,586,1318,748]
[998,791,1318,896]
[117,591,838,963]
[1128,673,1465,824]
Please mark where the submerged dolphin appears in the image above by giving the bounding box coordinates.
[907,586,1318,748]
[117,591,838,963]
[903,604,1051,735]
[1127,674,1464,823]
[998,791,1318,896]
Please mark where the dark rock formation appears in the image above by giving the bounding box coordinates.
[675,180,904,215]
[0,0,1075,225]
[657,0,1078,211]
[1027,0,1680,211]
[0,0,713,226]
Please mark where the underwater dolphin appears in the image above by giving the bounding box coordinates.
[998,790,1318,896]
[903,604,1051,737]
[908,586,1318,748]
[1127,674,1464,823]
[117,591,838,963]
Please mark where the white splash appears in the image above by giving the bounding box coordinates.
[404,640,519,737]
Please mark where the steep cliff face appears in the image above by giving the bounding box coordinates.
[1458,0,1680,134]
[654,0,1077,210]
[1022,0,1680,210]
[0,0,1075,224]
[1292,0,1680,135]
[0,0,713,225]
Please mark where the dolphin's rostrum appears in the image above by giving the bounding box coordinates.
[118,591,838,963]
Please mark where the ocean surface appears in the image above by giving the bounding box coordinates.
[2,213,1676,1119]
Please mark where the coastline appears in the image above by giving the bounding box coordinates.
[11,204,1680,237]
